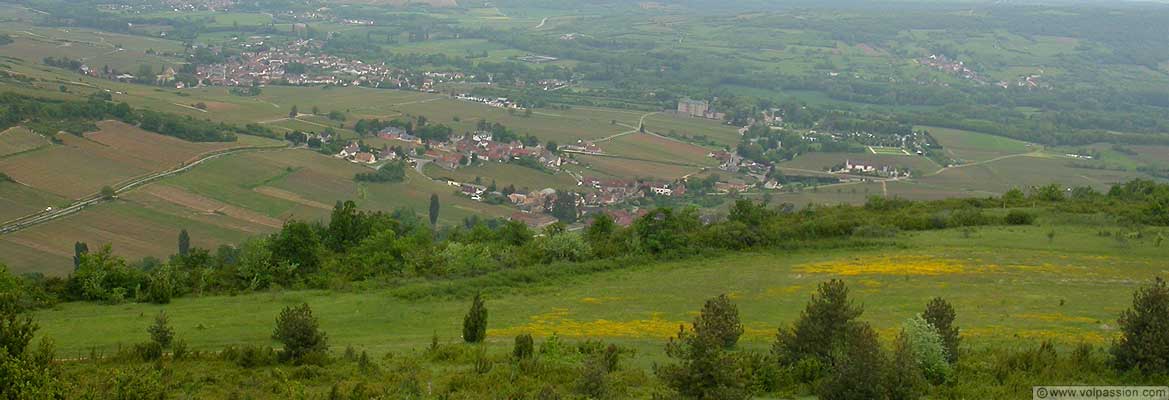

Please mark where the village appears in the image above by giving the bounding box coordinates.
[325,123,766,229]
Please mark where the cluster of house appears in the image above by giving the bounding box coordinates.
[374,126,562,171]
[834,160,911,178]
[99,0,234,12]
[676,98,727,120]
[336,141,397,165]
[192,39,403,88]
[918,54,987,84]
[709,150,768,175]
[454,94,524,110]
[999,74,1046,90]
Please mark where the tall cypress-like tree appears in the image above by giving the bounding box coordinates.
[462,293,487,343]
[72,242,89,269]
[428,193,440,227]
[178,229,190,257]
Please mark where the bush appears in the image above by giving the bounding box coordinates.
[694,294,744,349]
[463,293,487,343]
[656,324,750,400]
[1005,210,1036,225]
[147,311,173,349]
[1112,277,1169,374]
[513,334,534,360]
[133,341,163,362]
[272,303,328,363]
[901,315,951,383]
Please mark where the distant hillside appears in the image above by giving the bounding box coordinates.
[326,0,458,7]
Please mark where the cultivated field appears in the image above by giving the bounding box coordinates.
[575,154,702,181]
[601,133,717,167]
[924,126,1036,163]
[423,162,579,192]
[0,126,49,157]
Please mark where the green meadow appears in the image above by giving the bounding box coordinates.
[32,220,1167,366]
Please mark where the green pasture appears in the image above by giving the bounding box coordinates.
[922,125,1035,163]
[422,162,579,192]
[30,222,1168,366]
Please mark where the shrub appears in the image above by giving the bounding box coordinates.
[1005,210,1036,225]
[901,315,951,383]
[147,310,173,349]
[272,303,328,363]
[576,358,608,399]
[1112,277,1169,374]
[694,294,744,349]
[171,338,188,360]
[513,334,534,360]
[462,293,487,343]
[133,341,163,362]
[923,297,960,364]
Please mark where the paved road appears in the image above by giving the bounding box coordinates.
[0,145,285,235]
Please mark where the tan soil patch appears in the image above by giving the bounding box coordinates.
[254,186,332,210]
[142,185,283,228]
[3,236,74,258]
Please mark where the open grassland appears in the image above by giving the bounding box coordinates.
[29,222,1168,366]
[601,133,717,167]
[423,162,579,191]
[575,154,700,181]
[642,113,741,147]
[0,126,49,157]
[919,154,1150,195]
[923,126,1036,163]
[396,99,630,144]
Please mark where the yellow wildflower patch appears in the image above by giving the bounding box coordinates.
[1015,313,1099,324]
[579,296,622,305]
[489,309,687,339]
[795,255,968,276]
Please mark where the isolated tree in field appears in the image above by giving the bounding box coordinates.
[177,229,190,257]
[311,105,320,115]
[147,310,174,348]
[100,186,116,199]
[1112,277,1169,374]
[428,193,440,227]
[72,241,89,269]
[694,294,744,349]
[272,303,328,362]
[922,297,960,364]
[462,293,487,343]
[817,323,887,400]
[289,105,298,119]
[774,279,864,367]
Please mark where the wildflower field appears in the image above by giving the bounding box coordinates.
[32,222,1166,366]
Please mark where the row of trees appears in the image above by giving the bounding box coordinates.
[0,92,277,142]
[10,178,1169,310]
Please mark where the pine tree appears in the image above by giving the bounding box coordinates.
[818,323,887,400]
[272,303,328,362]
[463,293,487,343]
[923,297,960,364]
[147,310,174,348]
[694,294,744,349]
[773,279,864,367]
